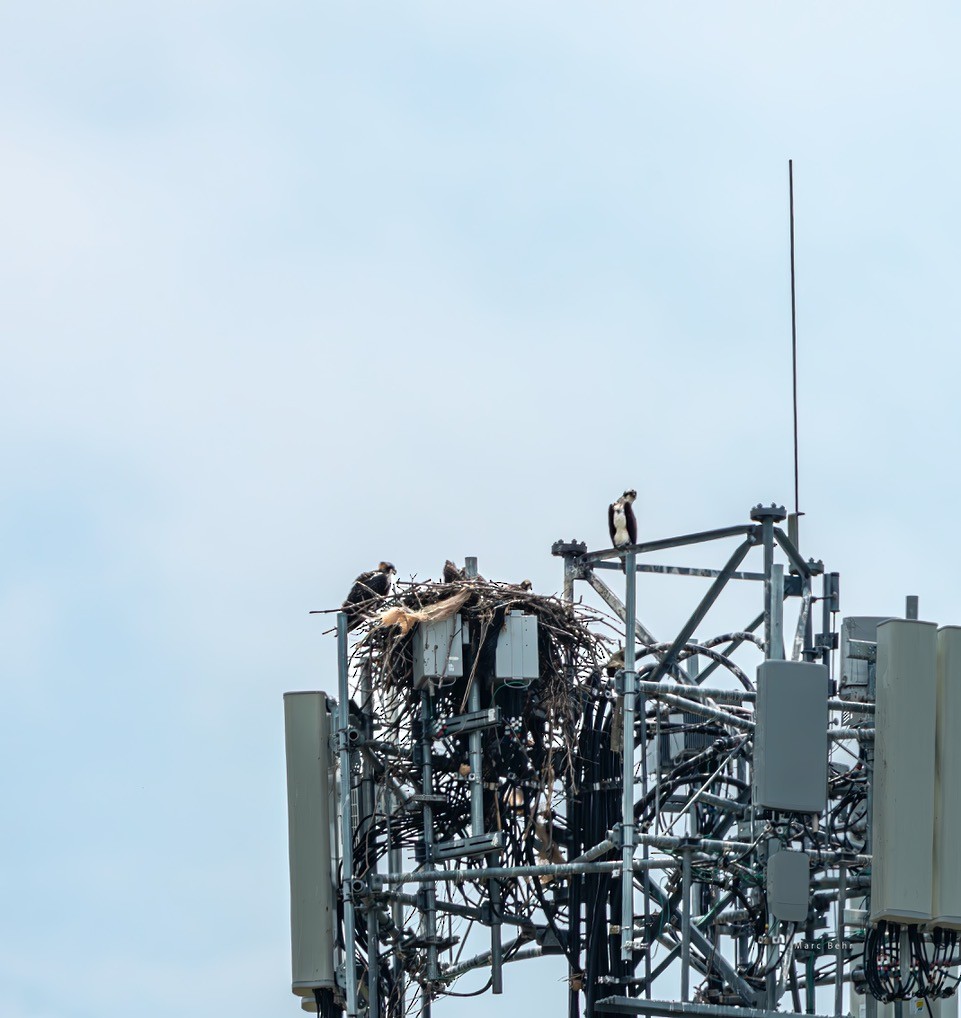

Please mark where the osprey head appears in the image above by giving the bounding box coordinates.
[378,561,397,575]
[622,490,637,504]
[519,579,533,591]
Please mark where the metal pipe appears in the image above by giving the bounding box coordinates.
[419,693,440,993]
[465,623,494,990]
[864,651,878,1018]
[762,517,775,656]
[835,863,847,1016]
[336,614,360,1018]
[578,524,755,566]
[773,526,812,578]
[811,874,871,890]
[358,657,380,1018]
[641,608,653,998]
[621,550,638,963]
[655,691,755,731]
[635,831,752,854]
[490,879,504,993]
[771,564,785,660]
[461,559,503,995]
[386,891,530,928]
[633,830,871,867]
[822,573,839,672]
[793,584,812,662]
[372,857,683,887]
[829,727,874,741]
[696,791,748,815]
[572,838,617,863]
[386,704,406,1018]
[592,561,765,582]
[467,686,484,833]
[441,941,543,982]
[681,848,692,1000]
[590,999,837,1018]
[367,906,380,1018]
[635,681,872,714]
[439,936,525,981]
[563,553,576,602]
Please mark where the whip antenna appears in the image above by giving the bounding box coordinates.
[789,159,803,532]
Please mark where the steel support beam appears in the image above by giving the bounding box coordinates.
[579,525,755,567]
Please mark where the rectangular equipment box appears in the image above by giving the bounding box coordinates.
[412,614,467,689]
[767,848,810,923]
[870,618,937,925]
[494,611,539,687]
[753,660,829,814]
[934,626,961,928]
[839,616,889,701]
[645,712,724,775]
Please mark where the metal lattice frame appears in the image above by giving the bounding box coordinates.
[312,503,890,1018]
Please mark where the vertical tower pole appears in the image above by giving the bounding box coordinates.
[337,613,360,1018]
[359,656,380,1018]
[621,549,638,962]
[419,691,439,1016]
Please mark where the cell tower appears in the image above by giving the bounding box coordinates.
[283,503,961,1018]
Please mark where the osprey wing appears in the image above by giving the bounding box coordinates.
[608,501,618,545]
[626,502,638,546]
[365,571,391,598]
[343,569,377,610]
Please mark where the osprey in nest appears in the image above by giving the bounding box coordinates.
[442,560,466,583]
[342,561,396,631]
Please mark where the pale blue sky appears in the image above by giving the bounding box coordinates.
[2,4,960,1017]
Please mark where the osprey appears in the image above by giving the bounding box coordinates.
[342,561,396,631]
[608,489,638,548]
[442,560,466,583]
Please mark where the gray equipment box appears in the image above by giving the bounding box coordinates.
[645,711,725,775]
[753,660,829,814]
[413,614,467,689]
[494,611,539,687]
[839,616,889,702]
[767,848,810,922]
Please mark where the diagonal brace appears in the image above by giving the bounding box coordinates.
[648,537,757,686]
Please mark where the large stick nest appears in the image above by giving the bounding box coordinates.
[346,577,614,883]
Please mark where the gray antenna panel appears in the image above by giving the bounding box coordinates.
[934,627,961,928]
[284,691,337,995]
[871,619,937,924]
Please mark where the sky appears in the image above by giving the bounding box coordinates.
[2,3,961,1017]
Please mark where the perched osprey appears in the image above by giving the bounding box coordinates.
[442,560,466,583]
[608,489,637,548]
[342,561,396,631]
